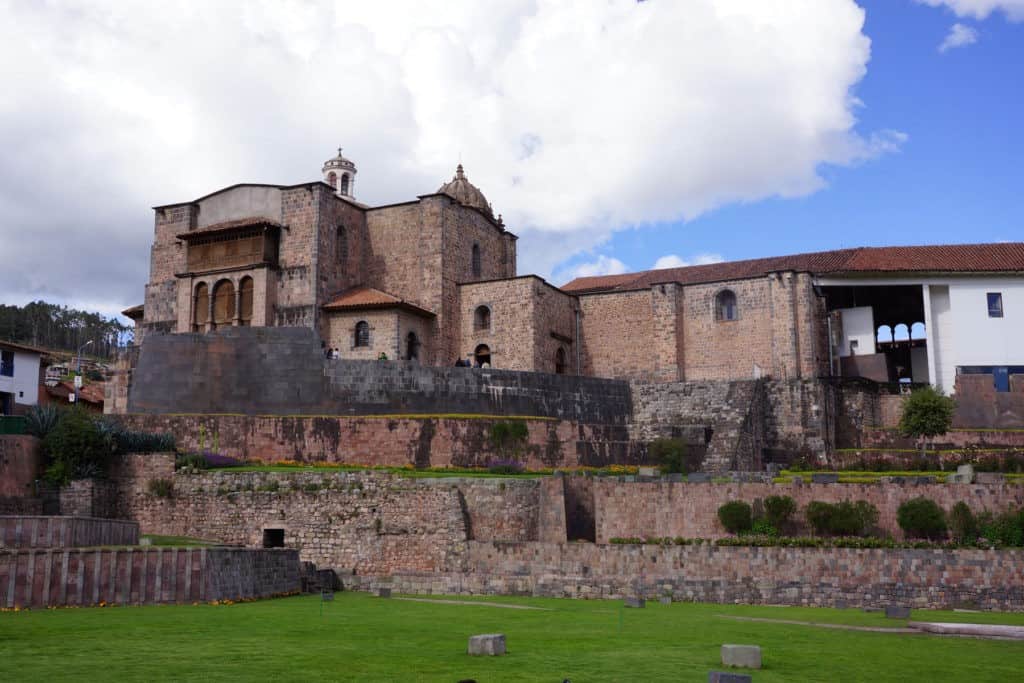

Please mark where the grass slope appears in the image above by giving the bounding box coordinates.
[2,594,1022,682]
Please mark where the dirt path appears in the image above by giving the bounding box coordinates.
[716,614,917,634]
[394,597,551,610]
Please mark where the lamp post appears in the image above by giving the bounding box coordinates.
[74,340,93,403]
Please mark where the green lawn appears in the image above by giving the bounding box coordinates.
[2,594,1023,682]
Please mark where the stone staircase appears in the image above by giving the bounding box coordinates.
[629,379,767,473]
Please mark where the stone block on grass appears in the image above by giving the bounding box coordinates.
[721,644,761,669]
[624,597,645,608]
[885,605,911,619]
[688,472,711,483]
[374,586,392,598]
[467,634,506,656]
[975,472,1004,485]
[811,473,838,484]
[708,672,752,683]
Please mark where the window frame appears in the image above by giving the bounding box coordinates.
[714,289,738,322]
[987,292,1004,318]
[354,320,370,348]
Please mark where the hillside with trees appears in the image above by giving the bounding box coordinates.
[0,300,130,359]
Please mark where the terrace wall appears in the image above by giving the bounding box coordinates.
[124,327,632,424]
[0,547,298,608]
[593,479,1024,543]
[112,414,641,469]
[0,516,138,548]
[386,542,1024,611]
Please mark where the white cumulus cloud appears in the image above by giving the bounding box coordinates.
[915,0,1024,21]
[939,23,980,51]
[652,253,725,269]
[554,255,630,285]
[0,0,898,314]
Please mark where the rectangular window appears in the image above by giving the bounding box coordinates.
[987,292,1003,318]
[0,351,12,377]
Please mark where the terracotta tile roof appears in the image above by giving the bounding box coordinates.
[0,339,47,355]
[322,287,435,317]
[177,217,283,240]
[562,243,1024,294]
[48,381,105,405]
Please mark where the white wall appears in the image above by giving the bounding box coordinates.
[0,350,40,409]
[947,280,1024,373]
[928,285,954,393]
[837,306,875,357]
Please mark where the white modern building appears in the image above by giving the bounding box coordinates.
[820,273,1024,395]
[0,340,43,415]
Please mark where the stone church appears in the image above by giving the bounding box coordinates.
[126,149,1024,394]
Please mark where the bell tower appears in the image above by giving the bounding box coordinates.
[322,147,357,198]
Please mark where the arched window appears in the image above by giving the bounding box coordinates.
[555,347,567,375]
[472,243,482,277]
[406,331,420,361]
[193,282,209,331]
[327,171,337,190]
[340,173,350,195]
[354,321,370,347]
[877,325,894,344]
[474,305,491,331]
[336,225,348,263]
[715,289,737,321]
[893,323,910,342]
[239,276,254,326]
[212,279,235,329]
[474,344,491,367]
[910,322,926,340]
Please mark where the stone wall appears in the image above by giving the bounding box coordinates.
[114,414,639,469]
[0,547,298,608]
[108,454,569,576]
[0,516,138,548]
[0,435,40,506]
[385,542,1024,611]
[124,326,632,424]
[592,479,1024,543]
[59,479,119,519]
[954,373,1024,429]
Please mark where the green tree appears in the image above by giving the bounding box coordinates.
[899,386,955,458]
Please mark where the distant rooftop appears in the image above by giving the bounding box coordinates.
[561,242,1024,294]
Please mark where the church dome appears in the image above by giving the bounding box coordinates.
[437,164,493,218]
[322,147,356,174]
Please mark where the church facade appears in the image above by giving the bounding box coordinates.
[127,149,1024,394]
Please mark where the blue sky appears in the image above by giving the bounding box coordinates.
[557,0,1023,280]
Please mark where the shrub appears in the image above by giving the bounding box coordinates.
[717,501,753,534]
[978,508,1024,547]
[147,478,174,498]
[487,459,525,475]
[648,438,698,474]
[24,405,60,439]
[897,497,947,540]
[42,407,111,484]
[750,519,778,537]
[490,421,529,460]
[200,451,243,468]
[805,500,878,537]
[899,386,955,457]
[175,452,207,472]
[763,495,796,529]
[949,502,978,545]
[805,501,835,536]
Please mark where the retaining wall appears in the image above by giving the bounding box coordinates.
[125,328,632,424]
[385,542,1024,611]
[593,479,1024,543]
[0,516,138,549]
[113,414,640,469]
[0,547,299,608]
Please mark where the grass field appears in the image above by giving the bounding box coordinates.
[2,593,1023,682]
